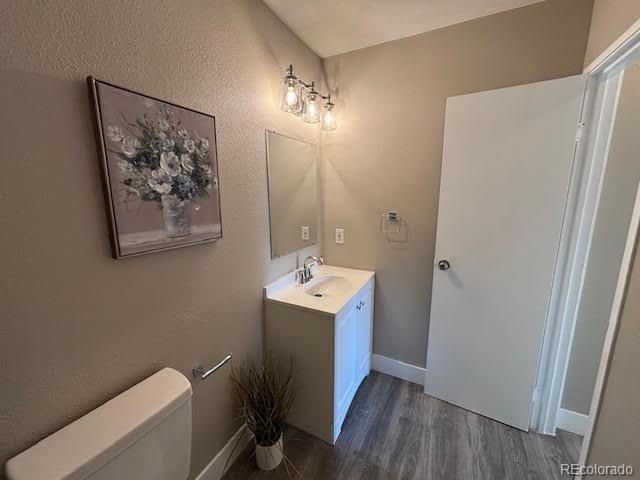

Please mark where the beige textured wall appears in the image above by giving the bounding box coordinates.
[584,0,640,67]
[588,229,640,471]
[0,0,322,476]
[321,0,594,367]
[562,63,640,415]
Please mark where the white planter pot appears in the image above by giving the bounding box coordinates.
[255,435,283,471]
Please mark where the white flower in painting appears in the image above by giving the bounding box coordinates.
[183,138,196,153]
[148,170,173,195]
[148,177,172,195]
[150,169,165,180]
[196,137,210,158]
[107,125,125,142]
[177,129,188,138]
[160,152,181,177]
[121,136,140,157]
[180,154,194,173]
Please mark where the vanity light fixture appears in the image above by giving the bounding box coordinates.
[280,65,302,114]
[321,95,337,131]
[280,64,337,130]
[303,82,320,124]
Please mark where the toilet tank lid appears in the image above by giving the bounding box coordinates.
[5,368,192,480]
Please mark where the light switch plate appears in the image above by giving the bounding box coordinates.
[301,226,310,241]
[335,228,344,244]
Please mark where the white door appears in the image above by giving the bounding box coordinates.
[425,75,586,431]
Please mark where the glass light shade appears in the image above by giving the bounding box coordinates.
[303,92,320,123]
[280,76,301,113]
[294,90,306,117]
[322,103,337,131]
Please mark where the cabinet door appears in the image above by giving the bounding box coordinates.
[335,301,358,433]
[357,285,374,383]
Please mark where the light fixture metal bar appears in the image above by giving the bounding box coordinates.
[288,65,329,99]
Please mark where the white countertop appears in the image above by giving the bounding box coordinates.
[264,264,375,317]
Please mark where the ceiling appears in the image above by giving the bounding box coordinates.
[262,0,546,58]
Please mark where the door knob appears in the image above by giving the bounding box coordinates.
[438,260,450,271]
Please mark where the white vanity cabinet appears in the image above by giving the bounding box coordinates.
[264,266,374,444]
[334,280,374,434]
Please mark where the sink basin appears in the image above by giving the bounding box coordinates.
[304,275,352,297]
[264,264,374,316]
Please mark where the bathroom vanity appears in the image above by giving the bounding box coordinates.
[264,265,375,444]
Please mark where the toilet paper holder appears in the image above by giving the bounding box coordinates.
[193,353,232,380]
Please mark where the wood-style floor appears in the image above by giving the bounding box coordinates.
[223,371,581,480]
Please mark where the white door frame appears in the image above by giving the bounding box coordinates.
[531,18,640,444]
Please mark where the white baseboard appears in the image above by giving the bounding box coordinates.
[556,408,589,436]
[371,353,426,386]
[195,424,253,480]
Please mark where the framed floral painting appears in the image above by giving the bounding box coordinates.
[88,77,222,258]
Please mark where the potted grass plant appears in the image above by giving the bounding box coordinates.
[230,354,295,471]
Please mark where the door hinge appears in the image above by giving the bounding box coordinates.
[532,386,542,404]
[575,122,586,142]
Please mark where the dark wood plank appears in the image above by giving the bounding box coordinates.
[223,371,582,480]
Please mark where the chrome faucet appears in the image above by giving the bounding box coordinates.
[297,255,324,284]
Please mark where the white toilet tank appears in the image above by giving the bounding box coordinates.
[5,368,192,480]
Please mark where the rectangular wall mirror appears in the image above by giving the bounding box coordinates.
[266,130,318,259]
